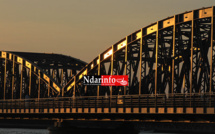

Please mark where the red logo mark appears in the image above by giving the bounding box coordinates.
[101,75,128,86]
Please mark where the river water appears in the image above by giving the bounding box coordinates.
[0,128,179,134]
[0,128,49,134]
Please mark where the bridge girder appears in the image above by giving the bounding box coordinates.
[64,6,215,98]
[0,51,86,99]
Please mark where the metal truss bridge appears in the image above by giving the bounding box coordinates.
[0,6,215,133]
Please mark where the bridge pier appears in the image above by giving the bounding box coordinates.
[48,119,69,134]
[115,122,140,134]
[48,127,65,134]
[48,120,140,134]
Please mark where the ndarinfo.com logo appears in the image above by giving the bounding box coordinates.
[83,75,128,86]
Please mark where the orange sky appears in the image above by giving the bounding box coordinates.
[0,0,214,62]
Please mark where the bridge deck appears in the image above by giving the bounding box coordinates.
[0,93,214,115]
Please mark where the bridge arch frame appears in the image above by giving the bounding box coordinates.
[64,6,215,98]
[0,51,87,99]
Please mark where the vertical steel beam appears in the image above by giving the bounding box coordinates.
[73,77,76,98]
[61,69,63,87]
[48,80,50,97]
[110,45,114,97]
[52,69,55,79]
[124,37,128,95]
[97,55,101,97]
[155,22,159,95]
[84,71,87,97]
[172,16,176,94]
[210,7,214,94]
[3,57,7,100]
[56,69,60,85]
[38,70,40,99]
[190,11,194,95]
[139,29,143,95]
[12,55,15,99]
[61,69,64,96]
[70,69,72,78]
[20,62,23,99]
[29,66,31,96]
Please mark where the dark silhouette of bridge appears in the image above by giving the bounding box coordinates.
[0,6,215,134]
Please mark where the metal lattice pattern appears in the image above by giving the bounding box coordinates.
[0,52,86,99]
[64,6,215,98]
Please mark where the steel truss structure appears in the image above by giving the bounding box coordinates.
[0,51,86,99]
[64,6,215,98]
[0,6,214,99]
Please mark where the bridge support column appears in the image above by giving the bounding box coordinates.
[48,127,65,134]
[48,120,140,134]
[116,122,140,134]
[48,119,69,134]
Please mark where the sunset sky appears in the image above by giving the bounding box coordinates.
[0,0,214,62]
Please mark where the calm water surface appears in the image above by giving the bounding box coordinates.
[0,128,180,134]
[0,128,49,134]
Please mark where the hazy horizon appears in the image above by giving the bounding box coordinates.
[0,0,214,62]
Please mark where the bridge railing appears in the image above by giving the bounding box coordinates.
[0,93,214,113]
